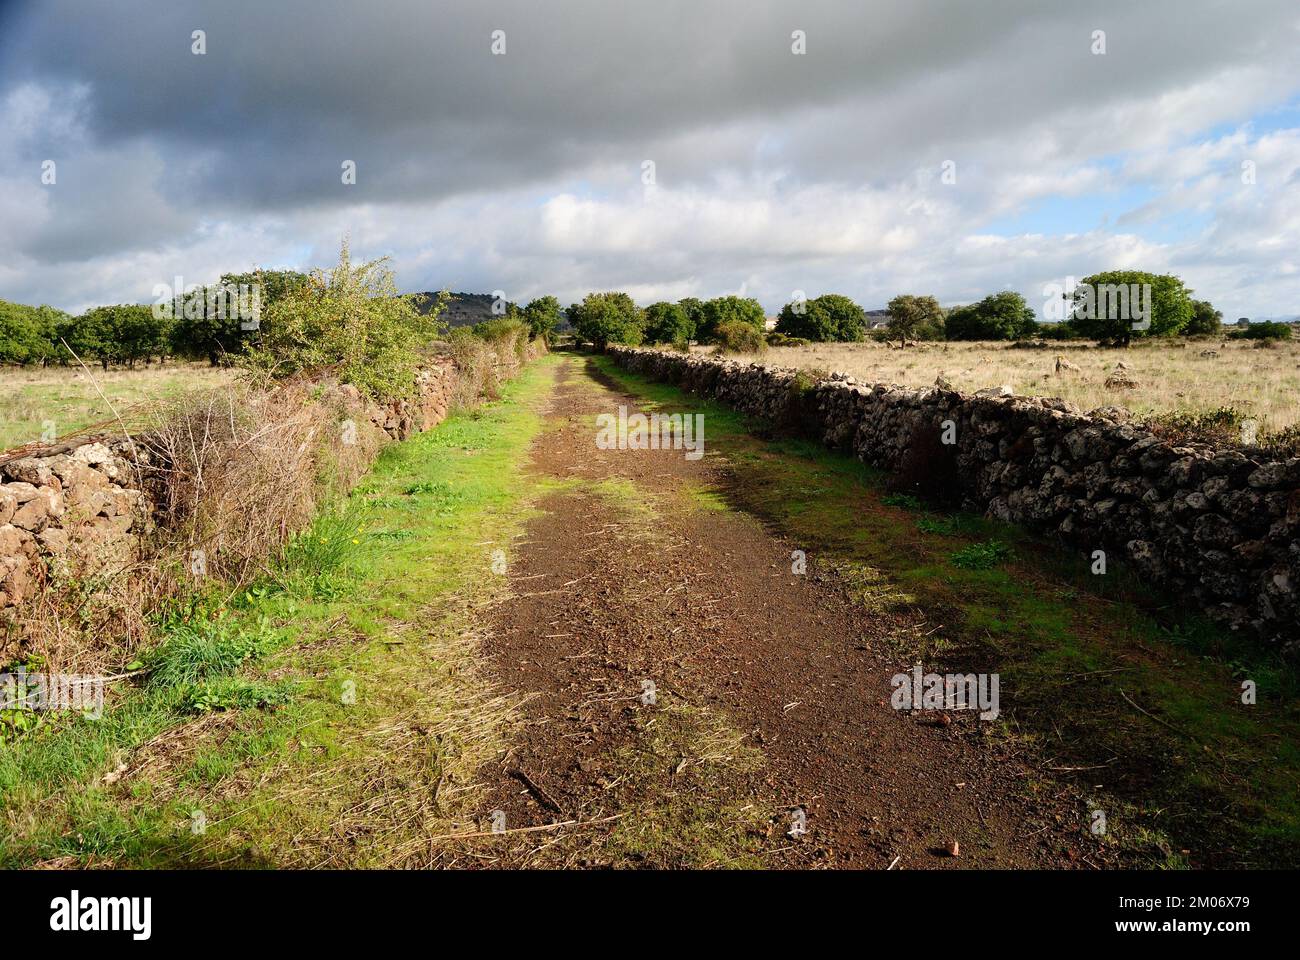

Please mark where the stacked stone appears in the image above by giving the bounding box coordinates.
[607,345,1300,649]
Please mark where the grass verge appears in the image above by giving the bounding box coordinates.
[0,354,560,867]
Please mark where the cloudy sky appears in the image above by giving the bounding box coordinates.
[2,0,1299,318]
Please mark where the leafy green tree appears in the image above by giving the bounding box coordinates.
[522,295,562,343]
[244,241,444,400]
[1185,299,1223,336]
[1238,320,1292,340]
[944,291,1038,341]
[775,293,866,342]
[0,300,66,365]
[643,301,695,346]
[572,292,645,349]
[64,305,170,370]
[1069,271,1193,346]
[698,296,765,344]
[171,268,310,365]
[678,298,705,338]
[886,294,945,346]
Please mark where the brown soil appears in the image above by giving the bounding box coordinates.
[472,357,1089,869]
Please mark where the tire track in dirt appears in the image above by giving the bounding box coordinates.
[473,357,1083,869]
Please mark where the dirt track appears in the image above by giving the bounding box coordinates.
[476,357,1085,868]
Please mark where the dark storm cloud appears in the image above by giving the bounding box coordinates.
[8,0,1293,210]
[1,0,1299,315]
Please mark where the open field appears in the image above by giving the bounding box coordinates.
[0,363,237,451]
[704,338,1300,436]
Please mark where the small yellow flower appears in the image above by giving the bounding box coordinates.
[320,537,329,543]
[352,538,360,545]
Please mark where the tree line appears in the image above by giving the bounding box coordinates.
[564,270,1287,351]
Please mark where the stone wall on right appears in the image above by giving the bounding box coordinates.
[608,346,1299,651]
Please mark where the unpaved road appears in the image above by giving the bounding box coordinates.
[475,357,1085,868]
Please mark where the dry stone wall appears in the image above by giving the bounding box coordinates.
[0,344,540,617]
[607,345,1300,650]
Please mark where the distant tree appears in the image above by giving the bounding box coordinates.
[171,268,310,365]
[572,292,645,348]
[522,295,562,343]
[886,294,945,346]
[67,305,169,370]
[1235,317,1251,329]
[697,296,765,344]
[775,293,866,342]
[677,297,706,338]
[1185,299,1223,336]
[0,300,66,365]
[1069,271,1193,346]
[944,291,1038,341]
[643,301,695,347]
[1237,320,1292,340]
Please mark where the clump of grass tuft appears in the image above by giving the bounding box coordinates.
[882,492,923,510]
[146,616,276,689]
[950,539,1012,570]
[180,676,295,714]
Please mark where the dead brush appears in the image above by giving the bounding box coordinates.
[137,378,384,591]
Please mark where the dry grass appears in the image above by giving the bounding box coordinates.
[0,363,236,452]
[137,377,385,588]
[699,338,1300,435]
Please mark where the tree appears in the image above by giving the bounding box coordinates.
[522,295,562,344]
[572,292,645,348]
[697,296,765,344]
[172,268,310,365]
[678,298,706,339]
[886,294,944,346]
[0,300,66,365]
[1069,271,1193,346]
[1185,299,1223,336]
[775,293,866,342]
[944,291,1038,341]
[65,305,170,370]
[643,302,695,347]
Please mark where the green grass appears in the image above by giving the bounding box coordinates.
[0,354,561,867]
[591,353,1300,868]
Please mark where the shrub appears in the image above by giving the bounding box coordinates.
[767,332,810,347]
[245,240,443,401]
[713,320,766,354]
[698,296,766,344]
[1236,321,1292,341]
[1145,406,1248,446]
[950,540,1012,570]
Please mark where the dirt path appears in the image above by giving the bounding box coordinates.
[475,357,1083,868]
